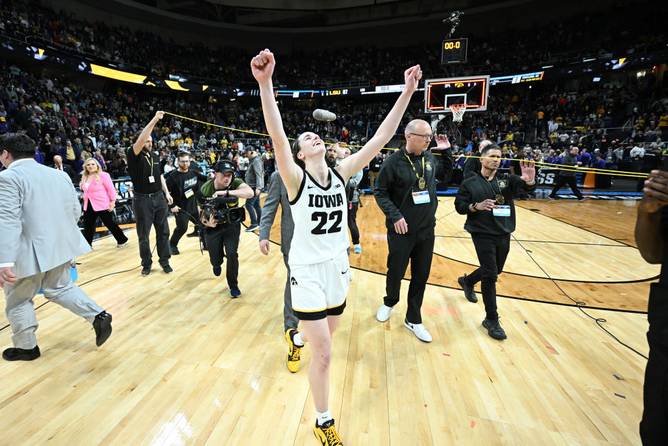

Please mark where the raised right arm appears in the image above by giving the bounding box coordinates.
[132,111,164,156]
[251,50,303,196]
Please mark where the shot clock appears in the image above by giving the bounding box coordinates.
[441,38,468,64]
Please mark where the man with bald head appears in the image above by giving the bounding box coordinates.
[52,154,77,182]
[374,119,450,342]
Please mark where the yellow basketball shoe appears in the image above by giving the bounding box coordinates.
[285,328,302,373]
[313,419,343,446]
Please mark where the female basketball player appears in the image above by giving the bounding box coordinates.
[251,49,421,446]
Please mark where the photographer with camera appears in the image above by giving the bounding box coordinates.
[198,160,254,298]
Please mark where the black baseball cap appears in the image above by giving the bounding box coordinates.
[214,160,236,174]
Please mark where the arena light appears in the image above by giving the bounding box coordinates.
[29,46,47,61]
[612,58,627,70]
[165,80,189,91]
[89,64,147,84]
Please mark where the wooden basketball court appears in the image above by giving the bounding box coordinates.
[0,196,654,445]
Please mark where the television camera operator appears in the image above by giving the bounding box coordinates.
[197,160,254,298]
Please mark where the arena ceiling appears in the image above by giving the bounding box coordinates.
[131,0,525,28]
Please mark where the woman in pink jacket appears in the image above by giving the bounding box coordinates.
[80,158,129,247]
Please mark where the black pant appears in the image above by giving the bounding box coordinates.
[245,195,262,225]
[82,206,128,246]
[204,223,240,288]
[133,192,171,268]
[348,202,360,245]
[384,228,434,324]
[464,233,511,321]
[549,175,583,199]
[170,199,199,248]
[640,282,668,445]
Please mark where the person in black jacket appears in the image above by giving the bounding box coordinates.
[635,168,668,445]
[454,144,536,340]
[374,119,451,343]
[165,151,209,254]
[548,146,584,200]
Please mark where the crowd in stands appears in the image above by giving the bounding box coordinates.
[1,0,666,188]
[1,0,666,88]
[1,56,666,187]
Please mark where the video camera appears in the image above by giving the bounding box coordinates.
[200,196,245,226]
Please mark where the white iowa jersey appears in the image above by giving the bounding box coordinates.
[288,168,349,266]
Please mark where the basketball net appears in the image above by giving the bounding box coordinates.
[449,104,467,123]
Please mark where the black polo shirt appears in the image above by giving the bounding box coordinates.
[126,147,162,194]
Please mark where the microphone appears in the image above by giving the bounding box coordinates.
[313,109,337,122]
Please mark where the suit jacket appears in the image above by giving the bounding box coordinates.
[258,171,293,257]
[0,159,90,279]
[245,156,265,189]
[81,171,117,212]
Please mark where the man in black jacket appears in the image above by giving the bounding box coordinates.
[635,168,668,445]
[549,146,584,200]
[454,144,536,340]
[374,119,450,343]
[165,151,208,254]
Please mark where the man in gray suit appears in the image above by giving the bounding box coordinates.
[245,147,264,232]
[258,170,303,373]
[0,133,112,361]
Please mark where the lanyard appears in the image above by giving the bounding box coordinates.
[403,151,426,190]
[144,152,154,175]
[482,174,505,205]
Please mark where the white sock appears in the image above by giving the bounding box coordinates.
[316,410,333,426]
[293,332,304,347]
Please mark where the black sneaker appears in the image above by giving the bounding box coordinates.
[141,266,151,276]
[2,346,41,361]
[186,230,199,238]
[230,286,241,298]
[457,275,477,303]
[170,245,180,255]
[162,264,173,274]
[93,311,113,346]
[482,318,507,340]
[213,265,222,276]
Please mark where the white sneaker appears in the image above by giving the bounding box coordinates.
[376,304,393,322]
[404,321,432,343]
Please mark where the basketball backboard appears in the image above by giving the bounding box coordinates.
[424,75,490,114]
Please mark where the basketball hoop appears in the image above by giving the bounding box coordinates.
[449,104,467,123]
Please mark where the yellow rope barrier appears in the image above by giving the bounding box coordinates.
[163,111,649,179]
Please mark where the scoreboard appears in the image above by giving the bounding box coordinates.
[441,38,468,64]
